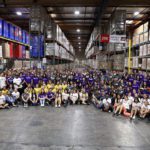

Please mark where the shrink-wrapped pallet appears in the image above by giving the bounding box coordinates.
[142,58,147,69]
[140,34,144,44]
[144,32,148,42]
[147,58,150,70]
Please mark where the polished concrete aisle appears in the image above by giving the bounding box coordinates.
[0,106,150,150]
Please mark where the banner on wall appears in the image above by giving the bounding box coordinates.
[100,34,109,43]
[100,34,126,43]
[110,35,126,43]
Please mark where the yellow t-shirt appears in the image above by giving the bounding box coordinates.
[34,87,41,95]
[44,86,49,93]
[62,84,68,90]
[47,84,51,89]
[2,89,8,95]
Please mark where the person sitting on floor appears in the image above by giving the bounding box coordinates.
[0,91,9,109]
[62,89,69,107]
[55,90,62,108]
[69,90,79,105]
[22,89,30,107]
[12,88,20,105]
[130,97,141,120]
[30,89,38,106]
[38,89,46,107]
[79,89,88,105]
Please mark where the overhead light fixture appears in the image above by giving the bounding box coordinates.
[77,29,80,33]
[126,20,133,24]
[74,10,80,15]
[78,37,81,39]
[134,11,139,16]
[78,42,81,45]
[16,11,22,16]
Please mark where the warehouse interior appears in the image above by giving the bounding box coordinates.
[0,0,150,150]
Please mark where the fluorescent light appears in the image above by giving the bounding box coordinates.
[134,11,139,16]
[126,20,133,24]
[74,10,80,15]
[16,11,22,16]
[77,29,80,33]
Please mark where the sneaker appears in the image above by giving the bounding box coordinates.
[58,105,61,108]
[55,105,58,108]
[133,116,136,120]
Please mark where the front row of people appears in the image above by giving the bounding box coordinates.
[92,92,150,120]
[0,87,89,109]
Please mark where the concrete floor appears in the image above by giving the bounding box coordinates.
[0,106,150,150]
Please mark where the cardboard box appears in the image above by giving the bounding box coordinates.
[142,58,147,69]
[147,58,150,70]
[144,32,148,42]
[143,22,148,32]
[140,34,144,44]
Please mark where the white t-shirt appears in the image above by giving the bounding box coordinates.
[128,96,134,105]
[141,104,148,109]
[0,95,5,105]
[0,76,6,89]
[132,102,141,108]
[62,93,69,100]
[123,99,130,109]
[13,78,22,89]
[12,91,20,99]
[70,93,78,101]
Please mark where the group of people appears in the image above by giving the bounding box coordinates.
[0,67,150,121]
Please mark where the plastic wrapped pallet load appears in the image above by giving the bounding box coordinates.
[144,32,148,42]
[18,28,22,42]
[143,45,147,56]
[26,51,30,59]
[9,24,15,40]
[142,58,147,69]
[124,57,128,67]
[14,26,19,41]
[3,42,10,58]
[0,45,2,57]
[3,21,9,38]
[147,58,150,70]
[140,34,144,44]
[132,57,138,68]
[0,19,3,36]
[148,44,150,55]
[9,42,14,58]
[143,22,148,32]
[139,46,143,56]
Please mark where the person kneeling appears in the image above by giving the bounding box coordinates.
[62,90,69,107]
[55,90,62,108]
[22,90,30,107]
[30,90,38,106]
[38,89,46,107]
[5,92,17,107]
[69,90,79,105]
[0,91,9,109]
[79,89,89,105]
